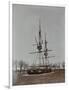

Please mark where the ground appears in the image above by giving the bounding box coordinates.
[13,69,65,85]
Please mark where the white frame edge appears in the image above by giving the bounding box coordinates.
[9,0,68,88]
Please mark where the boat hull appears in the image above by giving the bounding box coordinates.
[27,68,52,74]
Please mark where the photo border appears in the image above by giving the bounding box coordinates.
[9,0,68,89]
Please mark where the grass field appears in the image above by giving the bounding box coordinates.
[13,69,65,85]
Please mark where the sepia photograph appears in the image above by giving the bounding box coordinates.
[12,4,65,86]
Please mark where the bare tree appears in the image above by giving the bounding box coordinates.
[18,60,28,72]
[19,60,24,72]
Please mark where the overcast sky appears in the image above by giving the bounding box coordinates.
[12,4,65,65]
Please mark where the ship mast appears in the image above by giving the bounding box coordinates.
[44,33,48,65]
[29,19,43,66]
[29,19,54,67]
[43,33,55,66]
[38,19,42,65]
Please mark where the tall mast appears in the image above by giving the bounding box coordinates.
[37,19,42,65]
[44,33,48,65]
[37,18,42,52]
[39,19,41,45]
[44,33,55,66]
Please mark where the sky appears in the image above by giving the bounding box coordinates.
[12,4,65,65]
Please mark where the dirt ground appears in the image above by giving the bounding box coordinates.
[14,69,65,85]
